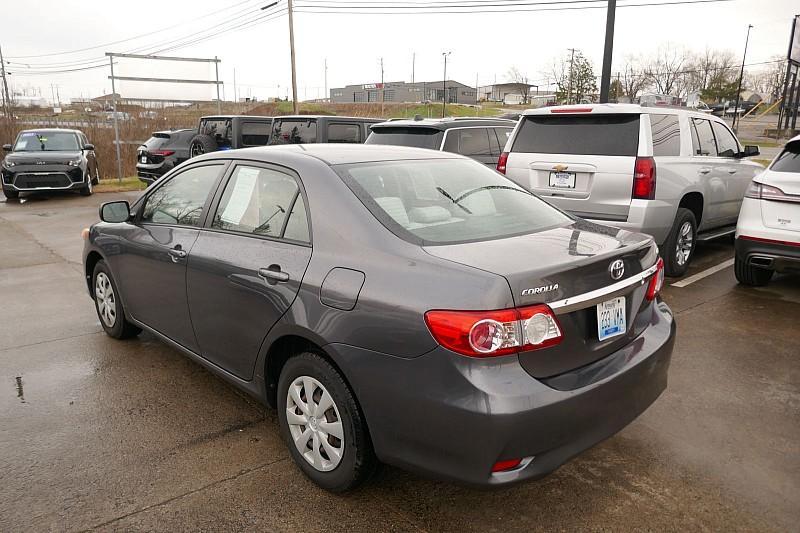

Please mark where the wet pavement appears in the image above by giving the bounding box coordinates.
[1,191,798,532]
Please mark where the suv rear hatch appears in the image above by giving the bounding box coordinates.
[138,133,175,165]
[424,223,659,378]
[505,112,642,222]
[760,139,800,233]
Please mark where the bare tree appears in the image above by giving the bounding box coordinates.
[619,55,648,100]
[506,67,530,104]
[747,57,787,103]
[642,45,689,95]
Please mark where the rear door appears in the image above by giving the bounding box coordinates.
[690,117,726,224]
[186,162,312,380]
[505,113,641,222]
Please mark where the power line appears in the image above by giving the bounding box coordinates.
[294,0,736,13]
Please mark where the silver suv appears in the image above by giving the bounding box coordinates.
[499,104,763,276]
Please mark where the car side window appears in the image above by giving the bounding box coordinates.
[493,128,513,154]
[328,123,361,143]
[442,129,492,157]
[141,165,222,226]
[691,118,717,157]
[211,165,308,242]
[711,121,740,158]
[241,122,271,146]
[200,119,232,148]
[650,114,681,156]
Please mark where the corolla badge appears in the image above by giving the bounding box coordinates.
[521,283,559,296]
[609,259,625,280]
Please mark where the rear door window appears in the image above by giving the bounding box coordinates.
[364,127,444,150]
[269,119,317,145]
[691,119,717,156]
[711,121,740,158]
[241,121,271,146]
[771,141,800,172]
[512,114,640,156]
[328,123,361,143]
[649,114,681,156]
[493,128,513,154]
[442,129,492,157]
[199,119,232,149]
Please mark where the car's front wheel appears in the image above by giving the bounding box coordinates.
[663,208,697,277]
[2,188,19,200]
[734,255,774,286]
[80,170,93,196]
[93,260,141,339]
[277,352,376,492]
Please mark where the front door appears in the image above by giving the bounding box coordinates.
[115,163,225,352]
[711,120,757,224]
[187,163,312,380]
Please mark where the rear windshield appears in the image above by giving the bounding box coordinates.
[335,158,571,245]
[771,141,800,173]
[143,133,171,150]
[269,119,317,144]
[512,114,640,156]
[365,127,444,150]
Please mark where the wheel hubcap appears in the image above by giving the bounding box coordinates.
[95,272,116,327]
[286,376,344,472]
[676,221,694,266]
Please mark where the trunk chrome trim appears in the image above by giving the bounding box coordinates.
[548,262,659,315]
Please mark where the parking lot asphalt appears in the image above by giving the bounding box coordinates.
[1,191,798,532]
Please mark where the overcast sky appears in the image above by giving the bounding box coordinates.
[2,0,798,103]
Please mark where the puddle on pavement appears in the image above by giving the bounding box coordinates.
[15,376,25,403]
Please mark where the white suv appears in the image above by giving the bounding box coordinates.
[734,134,800,285]
[499,104,763,276]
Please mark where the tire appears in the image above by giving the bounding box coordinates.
[277,352,376,492]
[662,208,697,277]
[2,188,19,199]
[188,134,218,158]
[92,164,100,185]
[734,255,773,286]
[80,170,93,196]
[92,260,141,339]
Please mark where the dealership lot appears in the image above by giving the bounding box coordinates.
[1,192,798,531]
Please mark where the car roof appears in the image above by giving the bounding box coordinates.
[200,115,273,120]
[521,103,717,120]
[371,117,517,130]
[197,143,461,166]
[18,128,82,134]
[274,115,382,122]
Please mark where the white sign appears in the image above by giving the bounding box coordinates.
[219,167,259,225]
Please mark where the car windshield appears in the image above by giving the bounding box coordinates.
[335,158,572,245]
[365,127,444,150]
[14,131,80,151]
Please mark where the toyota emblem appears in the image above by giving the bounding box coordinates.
[609,259,625,280]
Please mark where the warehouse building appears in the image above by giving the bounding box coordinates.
[330,80,477,105]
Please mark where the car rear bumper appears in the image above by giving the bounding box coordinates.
[735,236,800,273]
[584,199,674,245]
[136,162,169,184]
[326,301,675,487]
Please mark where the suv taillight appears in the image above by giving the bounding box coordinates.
[745,181,798,203]
[424,304,562,358]
[150,150,175,157]
[633,156,656,200]
[496,152,509,175]
[646,257,665,301]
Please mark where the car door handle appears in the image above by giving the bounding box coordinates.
[258,266,289,283]
[168,247,187,261]
[726,169,737,174]
[698,167,712,175]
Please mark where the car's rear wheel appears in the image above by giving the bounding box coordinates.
[189,134,217,158]
[2,188,19,199]
[734,255,774,286]
[93,261,141,339]
[277,352,375,492]
[663,208,697,277]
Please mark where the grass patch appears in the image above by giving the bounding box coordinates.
[95,176,147,193]
[741,139,782,148]
[752,158,772,167]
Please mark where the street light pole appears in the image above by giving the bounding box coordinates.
[442,51,451,118]
[732,24,753,132]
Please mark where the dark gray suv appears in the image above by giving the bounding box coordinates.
[83,145,674,492]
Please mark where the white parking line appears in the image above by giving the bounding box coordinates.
[671,258,735,288]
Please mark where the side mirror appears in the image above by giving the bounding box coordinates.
[84,143,95,151]
[99,201,131,223]
[743,145,760,157]
[2,144,11,152]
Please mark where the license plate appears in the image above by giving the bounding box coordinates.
[596,296,626,341]
[140,156,147,163]
[549,171,576,188]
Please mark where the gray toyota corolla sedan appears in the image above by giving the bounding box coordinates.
[82,144,675,492]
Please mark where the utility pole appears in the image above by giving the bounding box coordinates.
[599,0,617,103]
[566,48,577,105]
[108,55,123,183]
[324,58,328,101]
[380,57,385,116]
[412,52,415,84]
[50,85,56,108]
[287,0,299,113]
[442,51,451,118]
[0,44,10,119]
[732,24,753,132]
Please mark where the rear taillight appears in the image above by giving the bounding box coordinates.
[496,151,509,175]
[745,181,800,203]
[646,257,664,301]
[633,156,656,200]
[424,304,562,358]
[491,458,522,473]
[150,150,175,157]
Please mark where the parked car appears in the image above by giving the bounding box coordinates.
[366,117,517,167]
[83,144,674,492]
[136,128,194,185]
[2,128,99,199]
[498,104,763,276]
[734,135,800,285]
[268,115,381,145]
[189,115,274,157]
